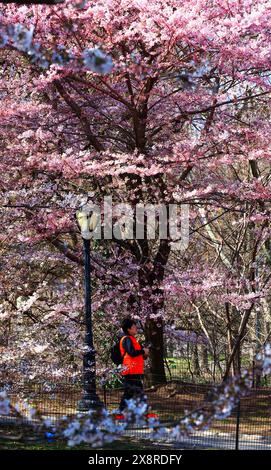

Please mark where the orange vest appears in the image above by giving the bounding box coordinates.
[119,335,144,375]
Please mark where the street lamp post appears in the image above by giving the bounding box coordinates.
[75,204,103,410]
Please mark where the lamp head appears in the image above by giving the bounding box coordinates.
[75,204,99,240]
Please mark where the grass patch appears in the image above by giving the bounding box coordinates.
[0,437,171,451]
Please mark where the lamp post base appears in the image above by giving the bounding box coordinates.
[77,392,104,411]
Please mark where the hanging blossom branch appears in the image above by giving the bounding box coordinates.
[0,22,113,73]
[0,344,271,447]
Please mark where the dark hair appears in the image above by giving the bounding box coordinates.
[121,317,136,334]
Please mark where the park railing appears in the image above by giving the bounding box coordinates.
[0,376,271,450]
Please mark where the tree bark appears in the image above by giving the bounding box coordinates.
[199,344,211,374]
[145,316,166,385]
[223,304,254,380]
[192,343,201,376]
[135,238,171,386]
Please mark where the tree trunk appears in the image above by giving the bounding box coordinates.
[199,344,211,374]
[138,239,171,386]
[232,341,241,376]
[192,343,201,376]
[145,317,166,385]
[223,305,254,380]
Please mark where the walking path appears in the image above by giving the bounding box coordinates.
[126,427,271,450]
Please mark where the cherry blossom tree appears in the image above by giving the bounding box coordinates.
[1,0,271,384]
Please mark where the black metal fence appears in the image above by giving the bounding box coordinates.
[1,377,271,450]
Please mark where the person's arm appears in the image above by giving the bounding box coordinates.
[122,337,144,357]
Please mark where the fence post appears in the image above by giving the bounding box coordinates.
[235,399,241,450]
